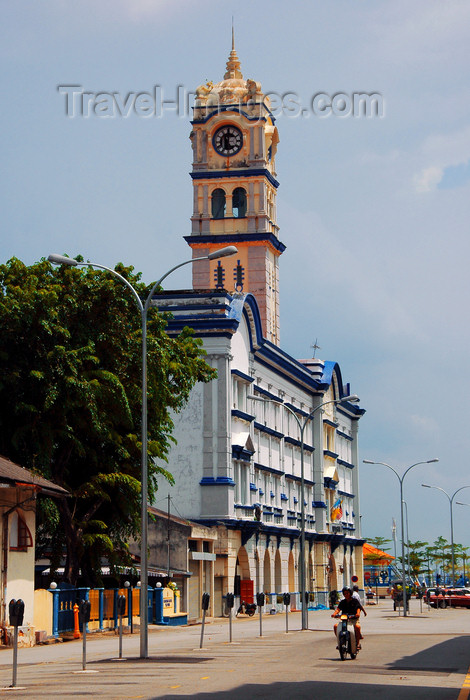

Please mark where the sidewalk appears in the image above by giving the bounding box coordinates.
[1,597,467,663]
[0,598,468,698]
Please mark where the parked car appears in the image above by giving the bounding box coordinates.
[428,588,470,608]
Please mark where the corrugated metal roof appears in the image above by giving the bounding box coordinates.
[0,455,68,497]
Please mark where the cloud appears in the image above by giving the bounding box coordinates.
[414,165,443,192]
[413,124,470,192]
[410,414,439,435]
[279,202,427,345]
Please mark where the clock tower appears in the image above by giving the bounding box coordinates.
[185,37,285,345]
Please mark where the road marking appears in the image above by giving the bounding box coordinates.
[170,685,181,689]
[458,664,470,700]
[200,676,210,680]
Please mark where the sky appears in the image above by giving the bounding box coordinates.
[2,0,470,554]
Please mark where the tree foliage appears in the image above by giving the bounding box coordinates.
[365,536,391,551]
[0,257,215,584]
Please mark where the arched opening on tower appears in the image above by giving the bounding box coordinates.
[211,188,226,219]
[232,187,247,218]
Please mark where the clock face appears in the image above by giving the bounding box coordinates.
[213,125,243,156]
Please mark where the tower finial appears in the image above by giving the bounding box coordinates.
[224,20,243,80]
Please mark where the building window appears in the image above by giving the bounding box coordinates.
[211,188,226,219]
[325,425,335,452]
[232,187,247,218]
[9,511,33,551]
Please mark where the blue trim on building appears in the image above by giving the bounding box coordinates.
[337,458,355,469]
[312,501,327,508]
[251,385,280,401]
[324,449,339,459]
[338,490,355,498]
[337,430,353,441]
[284,402,310,418]
[254,462,284,477]
[324,419,338,428]
[337,404,366,419]
[199,476,236,486]
[190,168,280,188]
[231,409,255,423]
[232,445,254,461]
[157,302,231,314]
[231,369,254,383]
[255,350,328,395]
[184,232,286,253]
[284,436,315,453]
[254,421,284,440]
[285,473,315,486]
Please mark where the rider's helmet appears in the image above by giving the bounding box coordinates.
[342,586,352,594]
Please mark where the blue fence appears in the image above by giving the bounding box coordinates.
[50,585,164,637]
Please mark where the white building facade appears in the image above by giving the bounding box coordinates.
[153,42,365,613]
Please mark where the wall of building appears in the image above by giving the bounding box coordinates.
[0,494,36,627]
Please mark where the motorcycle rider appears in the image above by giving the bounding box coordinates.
[332,586,364,649]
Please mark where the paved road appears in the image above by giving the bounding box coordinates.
[1,599,470,698]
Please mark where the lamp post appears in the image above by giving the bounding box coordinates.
[48,246,237,658]
[453,522,470,586]
[249,393,360,630]
[421,484,470,586]
[402,500,410,581]
[363,458,439,617]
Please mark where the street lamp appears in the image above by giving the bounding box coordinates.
[454,510,470,586]
[402,500,410,581]
[248,392,360,630]
[421,484,470,586]
[363,458,439,617]
[48,245,237,658]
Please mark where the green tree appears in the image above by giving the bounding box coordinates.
[0,257,215,585]
[365,537,392,551]
[432,536,452,581]
[405,540,429,578]
[453,544,470,583]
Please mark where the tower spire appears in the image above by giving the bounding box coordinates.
[224,22,243,80]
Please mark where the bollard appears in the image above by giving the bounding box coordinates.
[199,593,210,649]
[117,594,126,659]
[226,593,234,643]
[283,592,291,633]
[73,603,80,639]
[256,593,265,637]
[79,600,91,670]
[8,599,24,689]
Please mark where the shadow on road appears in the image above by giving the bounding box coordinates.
[94,655,214,665]
[387,634,470,673]
[152,679,459,700]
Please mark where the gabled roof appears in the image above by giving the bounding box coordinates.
[154,289,364,416]
[0,455,68,497]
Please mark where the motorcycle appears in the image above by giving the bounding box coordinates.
[236,600,256,617]
[335,614,359,660]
